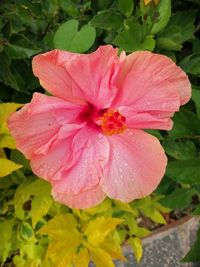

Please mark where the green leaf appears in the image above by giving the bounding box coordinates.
[192,86,200,118]
[156,10,196,50]
[168,109,200,138]
[160,188,195,209]
[0,158,22,177]
[0,219,14,247]
[10,170,26,184]
[91,0,113,12]
[6,35,41,59]
[113,20,155,52]
[118,0,134,17]
[59,0,80,17]
[10,149,31,171]
[179,52,200,76]
[0,220,14,263]
[163,139,197,160]
[145,129,163,140]
[91,10,123,31]
[30,196,52,228]
[129,237,143,263]
[0,52,20,90]
[166,158,200,185]
[134,197,166,224]
[14,179,51,219]
[54,19,96,53]
[6,44,40,59]
[151,0,171,34]
[156,25,182,51]
[169,10,196,42]
[147,209,166,224]
[192,37,200,53]
[20,222,34,240]
[125,215,150,238]
[20,243,45,263]
[182,225,200,262]
[192,205,200,215]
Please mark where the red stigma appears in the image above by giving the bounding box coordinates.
[100,109,127,136]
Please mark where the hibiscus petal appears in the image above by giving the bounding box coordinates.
[52,126,110,195]
[101,129,167,202]
[115,51,191,105]
[32,50,84,102]
[52,184,106,209]
[113,59,186,130]
[33,46,121,108]
[7,93,85,158]
[120,107,173,130]
[117,74,180,130]
[63,45,121,109]
[30,138,74,182]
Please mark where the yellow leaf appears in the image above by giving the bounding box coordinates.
[85,216,123,246]
[154,200,171,213]
[73,248,90,267]
[90,247,115,267]
[14,179,51,220]
[39,214,77,237]
[114,200,138,216]
[28,179,51,197]
[0,148,6,158]
[0,134,15,149]
[0,158,22,177]
[0,103,23,124]
[100,234,126,261]
[143,0,160,5]
[39,214,82,251]
[30,196,52,228]
[44,243,73,267]
[125,214,138,235]
[148,210,166,224]
[135,196,166,224]
[0,103,23,136]
[129,237,143,263]
[84,198,112,215]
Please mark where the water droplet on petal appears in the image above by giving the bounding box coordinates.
[128,131,133,136]
[98,134,103,139]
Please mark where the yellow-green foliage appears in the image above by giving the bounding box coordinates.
[0,176,169,267]
[0,103,170,266]
[0,103,23,177]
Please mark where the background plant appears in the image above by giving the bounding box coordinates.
[0,0,200,265]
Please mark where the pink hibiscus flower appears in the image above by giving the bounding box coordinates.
[8,45,191,209]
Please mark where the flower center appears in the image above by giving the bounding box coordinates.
[100,109,127,136]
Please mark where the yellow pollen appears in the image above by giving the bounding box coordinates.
[100,109,127,136]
